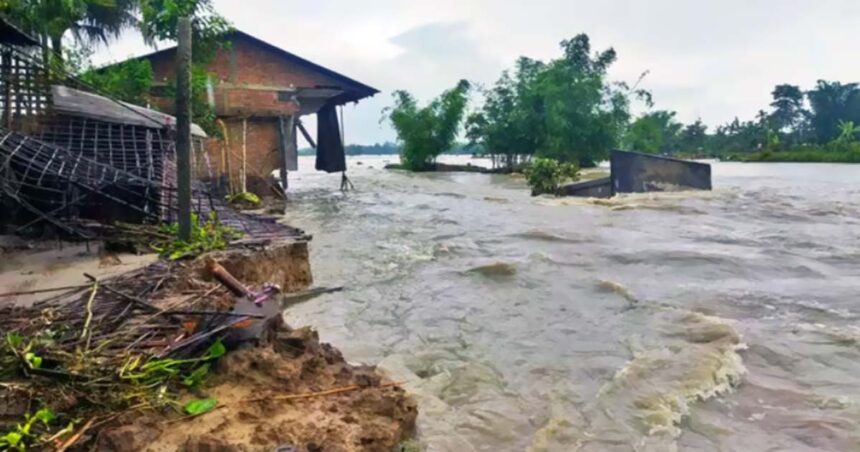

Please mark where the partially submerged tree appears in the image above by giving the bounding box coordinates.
[466,57,545,170]
[467,34,639,168]
[385,80,471,170]
[525,157,579,196]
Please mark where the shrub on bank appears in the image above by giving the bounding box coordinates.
[745,141,860,163]
[525,158,580,196]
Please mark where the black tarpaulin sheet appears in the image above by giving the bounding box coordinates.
[315,103,346,173]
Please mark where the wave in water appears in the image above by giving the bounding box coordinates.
[584,311,746,449]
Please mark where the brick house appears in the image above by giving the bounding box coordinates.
[136,30,379,195]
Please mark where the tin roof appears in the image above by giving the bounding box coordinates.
[52,85,208,137]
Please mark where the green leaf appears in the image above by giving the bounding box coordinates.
[182,363,210,387]
[24,352,42,369]
[206,339,226,359]
[184,398,217,416]
[0,431,22,446]
[6,333,23,348]
[33,407,55,426]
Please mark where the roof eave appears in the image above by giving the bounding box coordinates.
[115,29,380,101]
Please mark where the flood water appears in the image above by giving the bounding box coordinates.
[282,155,860,451]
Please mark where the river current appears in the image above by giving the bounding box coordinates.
[282,156,860,451]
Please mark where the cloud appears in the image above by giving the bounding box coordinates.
[91,0,860,144]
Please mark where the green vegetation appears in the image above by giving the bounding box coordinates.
[466,34,643,169]
[384,80,472,170]
[79,58,154,105]
[525,158,580,196]
[138,0,231,60]
[386,34,646,172]
[1,0,231,136]
[744,142,860,163]
[1,329,227,448]
[136,0,231,136]
[0,407,57,451]
[626,81,860,162]
[152,213,241,260]
[226,191,262,209]
[0,0,137,67]
[381,31,860,166]
[184,397,218,416]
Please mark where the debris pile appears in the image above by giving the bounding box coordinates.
[0,256,415,450]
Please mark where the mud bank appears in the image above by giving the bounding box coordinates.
[0,240,416,451]
[100,324,416,452]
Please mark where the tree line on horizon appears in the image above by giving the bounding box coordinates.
[384,33,860,170]
[627,81,860,160]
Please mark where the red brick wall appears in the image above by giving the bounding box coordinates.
[148,36,333,117]
[201,117,283,195]
[144,35,332,193]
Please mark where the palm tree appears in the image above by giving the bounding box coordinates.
[2,0,138,66]
[837,120,860,143]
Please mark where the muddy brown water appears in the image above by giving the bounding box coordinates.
[281,156,860,451]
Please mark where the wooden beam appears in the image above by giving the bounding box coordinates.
[175,16,193,241]
[241,117,247,193]
[296,120,316,148]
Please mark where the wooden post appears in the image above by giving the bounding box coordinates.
[216,119,232,195]
[277,114,296,194]
[2,50,12,129]
[241,117,247,193]
[175,16,193,241]
[286,115,296,190]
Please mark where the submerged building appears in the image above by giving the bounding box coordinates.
[128,30,379,195]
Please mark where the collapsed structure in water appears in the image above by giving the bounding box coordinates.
[564,150,713,198]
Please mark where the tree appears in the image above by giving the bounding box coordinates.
[534,34,630,166]
[79,58,154,104]
[525,158,579,196]
[385,80,471,170]
[806,80,860,143]
[138,0,231,136]
[836,120,860,143]
[769,84,806,140]
[468,34,635,168]
[624,110,682,154]
[1,0,138,66]
[677,119,708,154]
[139,0,230,62]
[466,57,545,169]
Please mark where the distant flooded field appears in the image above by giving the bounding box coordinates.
[283,155,860,451]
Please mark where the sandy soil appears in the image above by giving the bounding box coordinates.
[1,238,416,451]
[97,324,417,452]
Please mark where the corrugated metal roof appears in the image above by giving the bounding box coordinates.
[52,85,207,137]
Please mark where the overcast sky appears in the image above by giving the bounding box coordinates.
[94,0,860,145]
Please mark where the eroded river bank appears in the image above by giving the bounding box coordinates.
[282,156,860,451]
